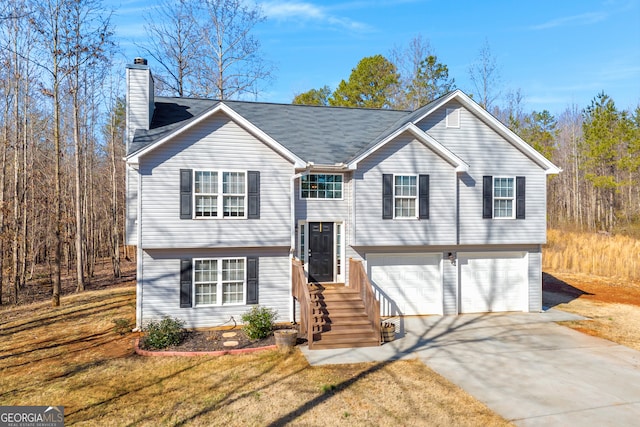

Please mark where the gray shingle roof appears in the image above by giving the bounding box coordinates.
[129,96,411,165]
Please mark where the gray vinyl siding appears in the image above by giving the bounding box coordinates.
[417,101,548,245]
[353,132,458,247]
[528,245,543,312]
[140,248,291,328]
[138,112,293,249]
[125,165,138,246]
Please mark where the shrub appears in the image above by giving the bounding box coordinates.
[241,306,277,340]
[143,317,185,349]
[112,318,131,335]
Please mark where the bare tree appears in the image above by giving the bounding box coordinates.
[388,34,434,109]
[33,0,70,306]
[65,0,114,291]
[139,0,200,97]
[468,38,502,111]
[196,0,273,99]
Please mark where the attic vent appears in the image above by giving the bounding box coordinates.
[446,108,460,128]
[134,57,148,65]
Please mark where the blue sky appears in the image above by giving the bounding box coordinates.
[109,0,640,114]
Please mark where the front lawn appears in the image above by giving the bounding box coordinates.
[1,285,510,426]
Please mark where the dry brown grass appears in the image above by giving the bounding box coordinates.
[544,229,640,281]
[1,285,511,426]
[544,272,640,352]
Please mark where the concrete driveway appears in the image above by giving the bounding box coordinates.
[301,310,640,426]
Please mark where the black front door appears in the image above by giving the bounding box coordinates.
[308,222,333,283]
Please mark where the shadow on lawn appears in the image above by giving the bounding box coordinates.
[542,272,594,308]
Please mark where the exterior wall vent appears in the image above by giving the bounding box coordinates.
[446,108,460,128]
[134,57,148,65]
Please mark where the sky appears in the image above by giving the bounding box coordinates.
[108,0,640,114]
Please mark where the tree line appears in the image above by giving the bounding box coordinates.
[292,38,640,235]
[0,0,124,306]
[1,0,638,307]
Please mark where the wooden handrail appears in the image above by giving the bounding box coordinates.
[349,258,381,343]
[291,258,314,346]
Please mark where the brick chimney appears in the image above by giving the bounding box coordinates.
[125,58,155,152]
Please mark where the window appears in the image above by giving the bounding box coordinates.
[194,170,246,218]
[483,175,525,220]
[194,258,245,306]
[394,175,417,218]
[222,172,246,217]
[301,174,343,199]
[195,171,218,217]
[383,174,429,220]
[299,222,306,264]
[493,177,515,218]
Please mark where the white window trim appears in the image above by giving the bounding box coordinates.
[193,257,247,307]
[493,176,516,219]
[394,174,418,219]
[446,108,460,128]
[193,169,248,219]
[299,173,344,200]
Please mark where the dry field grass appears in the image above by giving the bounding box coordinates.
[1,284,510,426]
[544,229,640,281]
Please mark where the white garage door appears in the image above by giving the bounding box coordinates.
[367,253,442,316]
[459,252,527,313]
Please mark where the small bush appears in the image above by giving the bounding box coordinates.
[112,318,131,335]
[143,317,185,349]
[241,306,277,340]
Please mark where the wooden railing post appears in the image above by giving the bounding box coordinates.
[349,258,381,344]
[291,258,314,347]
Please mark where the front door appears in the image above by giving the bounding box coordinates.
[308,222,333,283]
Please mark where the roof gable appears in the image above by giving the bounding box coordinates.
[126,100,306,167]
[411,90,561,174]
[348,123,469,172]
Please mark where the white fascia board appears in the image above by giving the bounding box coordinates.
[413,90,562,175]
[348,122,469,172]
[126,102,307,168]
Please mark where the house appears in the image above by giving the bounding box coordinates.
[125,58,560,347]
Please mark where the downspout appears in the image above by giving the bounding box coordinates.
[134,163,143,330]
[290,167,311,255]
[289,165,311,323]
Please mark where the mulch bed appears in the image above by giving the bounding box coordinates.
[141,324,304,353]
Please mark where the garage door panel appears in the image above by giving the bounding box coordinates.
[367,254,442,316]
[459,252,526,313]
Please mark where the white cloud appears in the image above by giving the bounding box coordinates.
[260,1,371,31]
[530,11,608,30]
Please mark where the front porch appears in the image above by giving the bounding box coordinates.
[292,258,382,350]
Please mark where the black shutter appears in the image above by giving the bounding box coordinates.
[516,176,526,219]
[180,259,192,308]
[180,169,192,219]
[419,174,429,219]
[382,174,393,219]
[247,171,260,219]
[483,176,493,219]
[246,257,259,304]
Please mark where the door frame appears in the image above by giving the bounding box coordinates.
[298,220,344,283]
